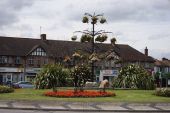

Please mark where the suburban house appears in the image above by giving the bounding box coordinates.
[0,34,155,84]
[154,58,170,87]
[154,58,170,74]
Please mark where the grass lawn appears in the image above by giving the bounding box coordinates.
[0,88,170,103]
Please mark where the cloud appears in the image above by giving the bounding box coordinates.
[42,0,170,24]
[149,48,170,59]
[0,0,170,59]
[104,0,170,22]
[148,34,170,40]
[0,0,34,28]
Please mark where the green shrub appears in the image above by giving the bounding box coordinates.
[155,88,170,97]
[71,64,92,90]
[0,85,14,93]
[112,64,155,90]
[35,64,69,91]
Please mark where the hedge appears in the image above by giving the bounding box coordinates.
[0,85,14,93]
[155,88,170,97]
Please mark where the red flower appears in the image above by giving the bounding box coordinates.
[44,90,116,98]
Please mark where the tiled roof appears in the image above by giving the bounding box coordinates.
[0,36,155,62]
[155,59,170,67]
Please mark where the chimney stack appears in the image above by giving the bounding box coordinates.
[162,57,168,61]
[40,34,46,41]
[145,47,148,56]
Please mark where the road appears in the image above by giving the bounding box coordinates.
[0,109,168,113]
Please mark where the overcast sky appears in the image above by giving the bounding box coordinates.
[0,0,170,60]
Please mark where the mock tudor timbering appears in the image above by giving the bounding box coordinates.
[0,35,155,84]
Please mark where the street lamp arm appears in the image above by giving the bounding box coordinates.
[84,13,93,17]
[102,31,113,34]
[94,30,113,36]
[95,14,104,17]
[74,31,92,35]
[95,30,105,34]
[84,13,104,18]
[83,30,92,34]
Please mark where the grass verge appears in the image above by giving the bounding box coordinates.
[0,88,170,102]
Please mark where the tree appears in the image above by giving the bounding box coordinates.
[113,64,155,90]
[35,64,68,91]
[70,64,92,92]
[71,13,114,81]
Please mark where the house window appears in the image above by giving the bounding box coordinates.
[145,63,149,68]
[44,59,48,64]
[0,56,8,64]
[30,48,46,56]
[15,57,21,64]
[28,57,34,65]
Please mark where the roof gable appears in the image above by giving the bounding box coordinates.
[28,46,47,56]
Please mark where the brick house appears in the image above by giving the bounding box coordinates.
[154,58,170,87]
[0,34,155,84]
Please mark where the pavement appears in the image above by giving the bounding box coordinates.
[0,100,170,112]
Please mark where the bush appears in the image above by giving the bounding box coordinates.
[0,85,14,93]
[113,64,155,90]
[35,64,69,91]
[71,64,92,89]
[155,88,170,97]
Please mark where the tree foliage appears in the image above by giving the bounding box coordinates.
[70,64,92,91]
[113,64,155,90]
[35,64,69,91]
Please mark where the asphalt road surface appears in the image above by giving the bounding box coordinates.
[0,109,168,113]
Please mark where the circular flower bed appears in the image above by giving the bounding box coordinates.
[44,90,116,98]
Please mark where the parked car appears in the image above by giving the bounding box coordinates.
[13,81,34,88]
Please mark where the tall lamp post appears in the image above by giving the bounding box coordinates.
[72,12,113,82]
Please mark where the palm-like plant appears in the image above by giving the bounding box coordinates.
[113,64,155,90]
[35,64,68,91]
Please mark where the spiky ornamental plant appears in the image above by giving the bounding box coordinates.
[35,64,68,91]
[113,64,155,90]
